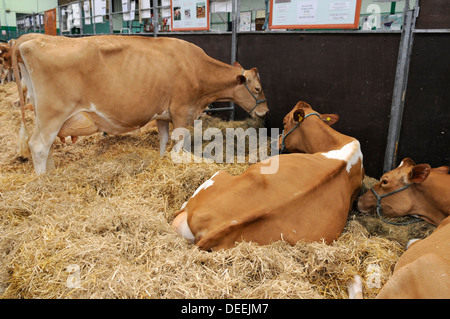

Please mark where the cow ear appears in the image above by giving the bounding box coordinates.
[233,61,243,68]
[320,114,339,126]
[408,164,431,184]
[293,109,305,123]
[236,74,246,85]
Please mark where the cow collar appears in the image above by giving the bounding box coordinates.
[371,185,423,226]
[280,112,321,154]
[241,69,267,114]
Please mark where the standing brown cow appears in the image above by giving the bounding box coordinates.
[172,101,364,250]
[12,34,269,174]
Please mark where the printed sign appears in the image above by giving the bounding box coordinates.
[270,0,362,30]
[171,0,210,31]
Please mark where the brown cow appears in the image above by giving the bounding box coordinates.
[172,101,364,250]
[357,158,450,226]
[349,159,450,298]
[12,34,268,174]
[349,216,450,299]
[0,42,13,84]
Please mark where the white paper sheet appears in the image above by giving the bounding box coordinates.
[94,0,106,23]
[83,1,91,25]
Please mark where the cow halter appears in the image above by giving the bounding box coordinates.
[371,185,423,226]
[241,69,267,114]
[280,112,321,154]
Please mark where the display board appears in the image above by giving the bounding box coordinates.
[44,9,57,35]
[171,0,210,31]
[270,0,362,30]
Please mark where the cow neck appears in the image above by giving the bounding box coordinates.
[297,116,354,154]
[409,173,450,226]
[198,59,241,107]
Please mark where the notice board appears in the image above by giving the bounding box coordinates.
[270,0,362,30]
[171,0,210,31]
[44,9,57,35]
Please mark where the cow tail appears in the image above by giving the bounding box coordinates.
[12,40,31,159]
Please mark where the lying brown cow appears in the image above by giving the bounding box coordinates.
[12,34,268,174]
[349,159,450,298]
[172,101,364,250]
[357,158,450,226]
[349,215,450,299]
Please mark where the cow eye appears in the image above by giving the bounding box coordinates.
[381,179,388,186]
[255,86,261,94]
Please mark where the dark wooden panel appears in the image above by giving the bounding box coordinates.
[160,34,232,65]
[236,33,400,177]
[416,0,450,29]
[397,34,450,169]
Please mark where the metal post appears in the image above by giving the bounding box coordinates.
[383,0,418,173]
[92,0,96,34]
[231,0,237,64]
[58,6,63,35]
[33,13,37,32]
[79,0,84,35]
[229,0,240,121]
[153,2,159,38]
[108,0,113,34]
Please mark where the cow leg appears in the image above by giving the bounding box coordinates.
[46,146,55,171]
[157,120,170,156]
[170,116,191,153]
[28,114,64,174]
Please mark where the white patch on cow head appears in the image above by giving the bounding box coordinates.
[321,140,363,173]
[191,171,220,198]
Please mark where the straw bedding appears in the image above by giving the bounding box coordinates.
[0,82,435,299]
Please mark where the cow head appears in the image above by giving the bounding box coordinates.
[232,61,268,118]
[278,101,339,153]
[357,158,431,217]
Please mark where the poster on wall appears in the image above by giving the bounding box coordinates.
[93,0,107,23]
[270,0,362,30]
[44,9,57,35]
[171,0,210,31]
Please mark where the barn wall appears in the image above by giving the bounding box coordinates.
[162,32,400,177]
[162,34,232,64]
[236,33,400,177]
[415,0,450,29]
[397,33,450,169]
[393,0,450,170]
[164,30,449,178]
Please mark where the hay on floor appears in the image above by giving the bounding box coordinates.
[0,82,435,298]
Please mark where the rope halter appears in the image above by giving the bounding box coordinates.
[280,112,321,154]
[370,185,423,226]
[241,69,267,114]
